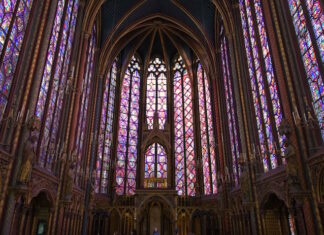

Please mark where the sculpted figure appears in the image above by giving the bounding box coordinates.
[282,138,298,180]
[63,155,76,201]
[239,155,250,202]
[18,134,37,184]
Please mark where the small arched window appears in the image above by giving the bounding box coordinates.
[144,143,167,188]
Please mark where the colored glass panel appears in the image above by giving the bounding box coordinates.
[146,57,167,129]
[197,63,217,195]
[240,0,282,171]
[0,0,34,118]
[35,0,79,169]
[116,56,140,195]
[288,0,324,138]
[75,25,96,186]
[144,143,167,188]
[173,56,196,196]
[305,0,323,61]
[254,0,283,167]
[96,61,117,193]
[221,36,240,185]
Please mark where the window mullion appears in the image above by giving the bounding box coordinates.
[154,143,157,187]
[124,71,133,194]
[180,71,188,196]
[201,70,213,194]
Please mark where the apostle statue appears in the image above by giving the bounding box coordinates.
[18,134,37,184]
[62,151,76,201]
[282,138,298,183]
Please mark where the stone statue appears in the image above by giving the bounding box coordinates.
[18,134,37,184]
[239,156,250,202]
[63,154,76,201]
[282,138,298,182]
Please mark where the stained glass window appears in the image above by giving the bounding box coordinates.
[173,56,196,196]
[116,56,141,195]
[197,63,217,195]
[75,24,96,186]
[35,0,79,169]
[96,61,117,194]
[240,0,283,172]
[144,143,167,188]
[221,36,240,185]
[0,0,34,118]
[146,57,167,129]
[287,0,324,138]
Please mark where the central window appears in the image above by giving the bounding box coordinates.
[146,57,167,129]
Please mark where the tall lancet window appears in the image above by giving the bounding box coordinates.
[197,63,217,195]
[0,0,34,118]
[75,25,96,186]
[116,56,141,195]
[221,35,240,185]
[96,61,117,193]
[287,0,324,138]
[173,56,196,196]
[240,0,283,172]
[146,57,167,129]
[144,143,167,188]
[35,0,79,169]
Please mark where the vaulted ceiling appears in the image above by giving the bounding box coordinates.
[100,0,216,47]
[90,0,233,75]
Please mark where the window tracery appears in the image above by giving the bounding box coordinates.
[146,57,167,129]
